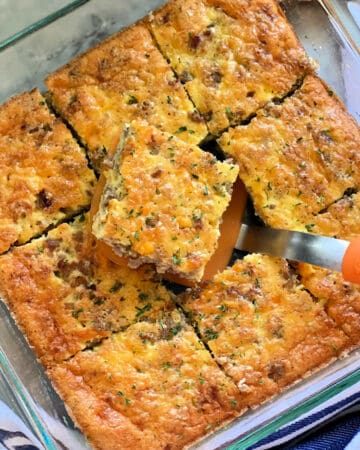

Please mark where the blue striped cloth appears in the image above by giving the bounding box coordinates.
[250,381,360,450]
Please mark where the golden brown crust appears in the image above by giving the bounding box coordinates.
[92,121,238,281]
[0,89,95,254]
[311,192,360,240]
[296,263,360,344]
[183,254,349,407]
[45,22,208,171]
[0,214,175,366]
[48,317,245,450]
[219,75,360,231]
[149,0,312,135]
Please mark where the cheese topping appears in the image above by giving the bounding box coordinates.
[149,0,312,135]
[93,121,238,281]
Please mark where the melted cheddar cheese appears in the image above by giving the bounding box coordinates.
[219,75,360,232]
[92,121,238,281]
[183,254,349,406]
[293,192,360,346]
[46,22,208,171]
[48,315,244,450]
[0,214,175,366]
[149,0,312,135]
[0,89,95,254]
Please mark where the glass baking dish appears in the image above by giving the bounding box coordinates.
[0,0,359,449]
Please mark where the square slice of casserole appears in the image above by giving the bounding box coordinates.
[219,75,360,231]
[48,313,245,450]
[0,214,175,366]
[296,263,360,346]
[183,254,349,407]
[92,121,238,282]
[45,22,208,171]
[294,192,360,345]
[149,0,312,135]
[0,89,95,254]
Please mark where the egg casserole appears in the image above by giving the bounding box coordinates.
[219,75,360,232]
[45,22,208,171]
[149,0,312,135]
[48,313,245,450]
[0,214,175,367]
[92,120,238,282]
[0,0,358,449]
[183,254,349,407]
[0,88,95,255]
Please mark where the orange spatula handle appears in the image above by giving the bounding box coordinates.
[342,238,360,284]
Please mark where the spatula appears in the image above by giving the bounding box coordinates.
[200,180,360,285]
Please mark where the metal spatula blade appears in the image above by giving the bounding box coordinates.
[236,224,350,272]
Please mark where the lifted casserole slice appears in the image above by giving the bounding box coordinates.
[0,89,95,255]
[48,313,245,450]
[149,0,312,135]
[183,254,349,407]
[0,214,175,367]
[219,75,360,232]
[45,22,208,171]
[92,121,238,282]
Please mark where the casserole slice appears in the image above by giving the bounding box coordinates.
[0,88,95,254]
[92,121,238,282]
[46,22,208,171]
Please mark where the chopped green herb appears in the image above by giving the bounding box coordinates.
[225,106,234,121]
[213,184,225,197]
[71,308,83,319]
[305,224,315,232]
[191,173,199,179]
[37,246,44,253]
[330,342,338,353]
[199,373,205,385]
[109,280,123,293]
[133,230,140,241]
[93,298,104,306]
[127,95,138,105]
[218,304,228,312]
[79,213,86,222]
[135,303,152,317]
[172,254,182,265]
[162,361,171,370]
[204,328,218,341]
[171,323,182,336]
[167,95,172,104]
[175,126,187,134]
[138,292,149,301]
[231,399,238,407]
[253,300,259,318]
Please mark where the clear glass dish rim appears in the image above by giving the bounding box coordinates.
[0,1,359,449]
[0,0,89,52]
